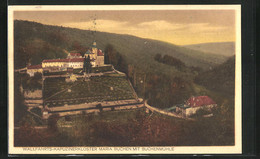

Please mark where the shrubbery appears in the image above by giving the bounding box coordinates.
[154,53,187,70]
[14,109,234,146]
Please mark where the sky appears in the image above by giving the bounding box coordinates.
[14,10,236,45]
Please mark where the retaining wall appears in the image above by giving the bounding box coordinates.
[144,101,194,121]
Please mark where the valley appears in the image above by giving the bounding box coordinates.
[13,20,235,147]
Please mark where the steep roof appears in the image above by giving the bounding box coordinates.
[27,64,42,69]
[186,96,216,107]
[42,58,84,63]
[69,58,84,62]
[69,53,81,57]
[97,49,104,56]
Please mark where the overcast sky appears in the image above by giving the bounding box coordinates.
[14,10,236,45]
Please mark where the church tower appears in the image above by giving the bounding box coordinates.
[92,41,98,59]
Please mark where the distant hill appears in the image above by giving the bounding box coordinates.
[14,20,228,76]
[183,42,235,57]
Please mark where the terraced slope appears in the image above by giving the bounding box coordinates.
[43,74,136,107]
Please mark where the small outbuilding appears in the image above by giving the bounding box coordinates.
[67,53,82,59]
[176,96,217,118]
[27,64,43,77]
[186,96,216,108]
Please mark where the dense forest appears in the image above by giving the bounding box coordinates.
[195,56,235,97]
[105,45,235,109]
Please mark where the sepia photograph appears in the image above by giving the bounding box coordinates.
[8,5,241,154]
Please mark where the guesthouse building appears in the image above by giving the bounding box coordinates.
[27,64,43,77]
[42,58,84,70]
[67,53,82,59]
[41,41,104,71]
[176,96,217,118]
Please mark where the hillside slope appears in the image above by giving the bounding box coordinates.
[195,56,235,97]
[183,42,235,57]
[14,20,227,75]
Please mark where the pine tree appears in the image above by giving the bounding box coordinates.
[85,55,92,74]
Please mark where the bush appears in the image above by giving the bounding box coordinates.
[154,54,186,70]
[31,107,42,116]
[96,104,103,112]
[65,115,72,121]
[48,114,60,132]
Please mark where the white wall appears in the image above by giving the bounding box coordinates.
[42,61,84,69]
[42,62,67,68]
[185,104,217,117]
[68,62,83,69]
[96,56,104,66]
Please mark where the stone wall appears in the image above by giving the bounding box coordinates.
[24,89,42,99]
[185,104,217,117]
[24,89,43,107]
[144,101,193,120]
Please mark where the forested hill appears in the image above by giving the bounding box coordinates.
[195,56,235,97]
[14,20,227,73]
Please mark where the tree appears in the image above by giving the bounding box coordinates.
[154,54,186,71]
[154,53,162,62]
[71,41,82,51]
[84,55,92,73]
[105,44,128,73]
[14,44,31,69]
[48,114,60,132]
[96,104,103,112]
[48,31,68,47]
[71,41,89,55]
[104,44,114,64]
[14,72,28,125]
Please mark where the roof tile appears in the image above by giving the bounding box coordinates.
[27,64,42,69]
[186,96,216,107]
[42,58,84,63]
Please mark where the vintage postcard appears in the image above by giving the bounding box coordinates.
[8,5,241,154]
